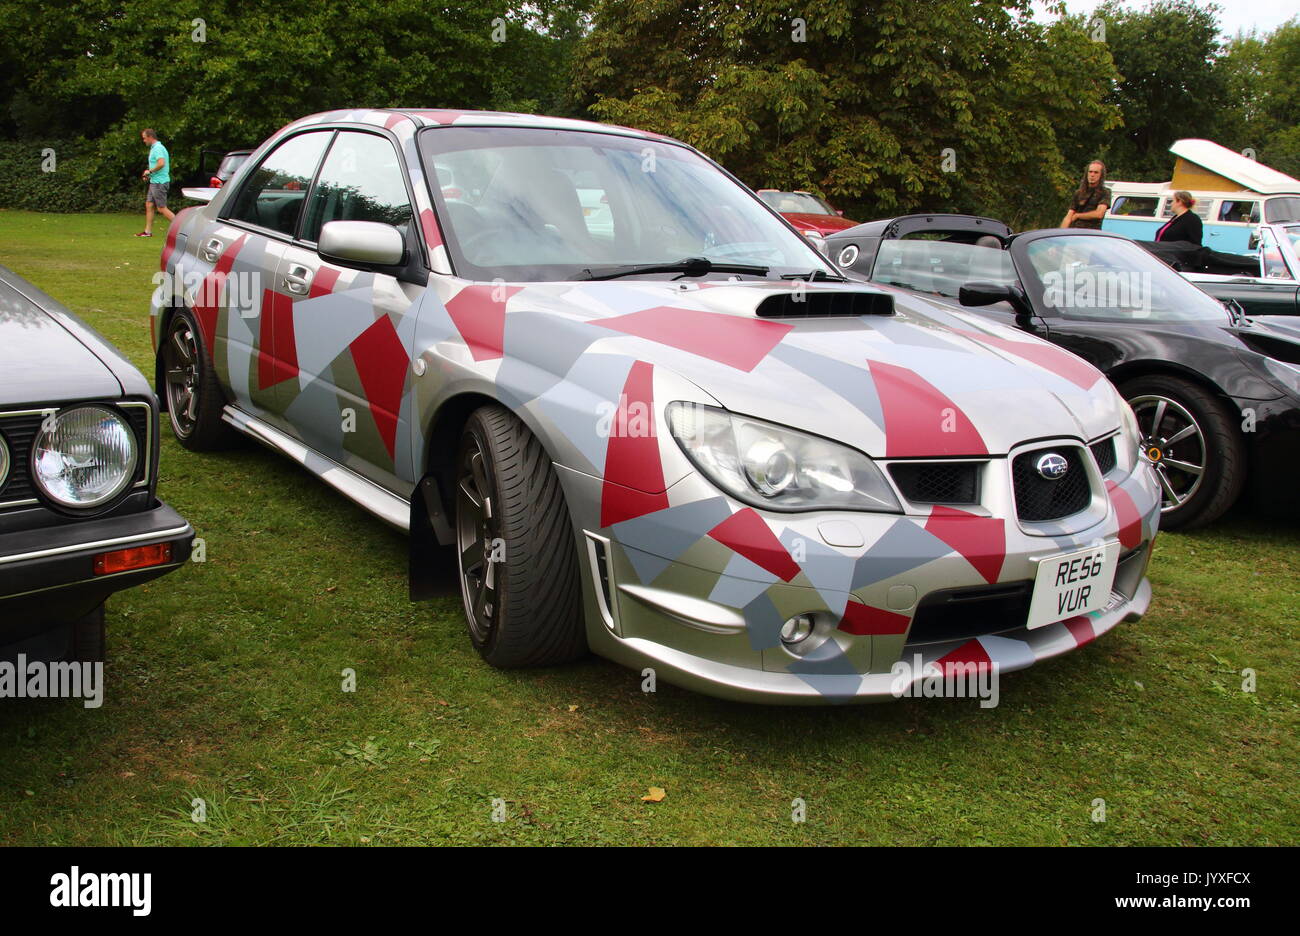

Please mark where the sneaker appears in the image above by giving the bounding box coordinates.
[135,231,153,237]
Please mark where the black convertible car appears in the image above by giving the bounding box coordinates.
[826,216,1300,529]
[0,265,194,663]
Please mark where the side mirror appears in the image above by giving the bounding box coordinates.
[1248,232,1260,251]
[319,220,406,268]
[959,281,1036,328]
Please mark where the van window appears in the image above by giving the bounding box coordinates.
[1161,198,1211,220]
[1111,196,1159,217]
[1218,200,1260,224]
[1265,197,1300,223]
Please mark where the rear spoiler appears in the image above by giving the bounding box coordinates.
[181,187,219,203]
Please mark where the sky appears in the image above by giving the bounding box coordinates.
[1034,0,1299,37]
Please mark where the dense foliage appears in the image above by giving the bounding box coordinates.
[1,0,1295,220]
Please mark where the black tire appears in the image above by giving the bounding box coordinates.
[159,307,235,450]
[68,604,106,664]
[454,405,586,668]
[1120,374,1245,530]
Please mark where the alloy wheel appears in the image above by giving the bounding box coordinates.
[1129,393,1206,513]
[456,435,500,644]
[163,319,201,439]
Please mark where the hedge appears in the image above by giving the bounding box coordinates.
[0,139,151,213]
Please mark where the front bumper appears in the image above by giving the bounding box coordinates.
[559,458,1162,705]
[0,499,194,646]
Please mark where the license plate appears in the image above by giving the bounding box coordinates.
[1026,542,1120,630]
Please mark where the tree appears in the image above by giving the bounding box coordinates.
[1091,0,1226,181]
[572,0,1121,229]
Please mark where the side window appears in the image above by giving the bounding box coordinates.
[1112,196,1158,217]
[1219,200,1260,224]
[227,132,332,236]
[301,132,414,243]
[1259,229,1288,278]
[1265,197,1300,223]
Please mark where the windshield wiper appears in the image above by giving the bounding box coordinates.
[576,257,770,281]
[779,269,846,282]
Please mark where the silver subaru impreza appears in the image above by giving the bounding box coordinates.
[151,108,1160,703]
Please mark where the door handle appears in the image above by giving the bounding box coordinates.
[281,264,312,295]
[200,237,224,262]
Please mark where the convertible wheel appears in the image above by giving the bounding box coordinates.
[455,405,586,668]
[160,308,234,450]
[1121,375,1245,531]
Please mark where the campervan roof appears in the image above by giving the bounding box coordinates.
[1169,139,1300,196]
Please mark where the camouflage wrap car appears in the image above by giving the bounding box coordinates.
[152,109,1160,703]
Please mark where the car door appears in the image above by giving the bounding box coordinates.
[215,130,334,417]
[271,129,426,494]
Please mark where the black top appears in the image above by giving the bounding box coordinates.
[1155,209,1203,245]
[1068,185,1112,229]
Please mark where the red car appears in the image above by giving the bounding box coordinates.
[756,189,859,253]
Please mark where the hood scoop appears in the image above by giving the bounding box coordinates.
[755,288,894,319]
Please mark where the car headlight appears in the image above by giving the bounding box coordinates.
[666,402,901,512]
[31,405,138,508]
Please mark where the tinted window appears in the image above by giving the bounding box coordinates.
[227,132,332,236]
[301,131,414,243]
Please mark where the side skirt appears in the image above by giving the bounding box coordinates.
[221,405,411,531]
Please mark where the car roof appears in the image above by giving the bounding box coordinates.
[280,108,676,144]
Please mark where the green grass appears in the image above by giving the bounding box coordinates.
[0,209,1296,845]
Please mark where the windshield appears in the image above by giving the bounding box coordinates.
[418,127,829,282]
[1283,224,1300,254]
[869,238,1017,298]
[1023,234,1230,322]
[758,191,834,215]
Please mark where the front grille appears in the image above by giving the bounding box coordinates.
[889,461,980,505]
[1090,437,1117,475]
[906,581,1032,644]
[1011,446,1092,521]
[0,405,150,510]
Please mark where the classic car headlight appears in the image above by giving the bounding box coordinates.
[31,405,138,508]
[667,402,901,512]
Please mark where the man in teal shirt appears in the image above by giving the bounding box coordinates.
[137,128,174,237]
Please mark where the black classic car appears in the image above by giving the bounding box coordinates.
[0,265,194,662]
[826,216,1300,530]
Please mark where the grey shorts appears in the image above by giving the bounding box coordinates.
[146,182,169,207]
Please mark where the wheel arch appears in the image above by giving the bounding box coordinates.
[1106,359,1244,417]
[408,390,503,600]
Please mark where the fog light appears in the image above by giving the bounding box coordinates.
[780,614,815,645]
